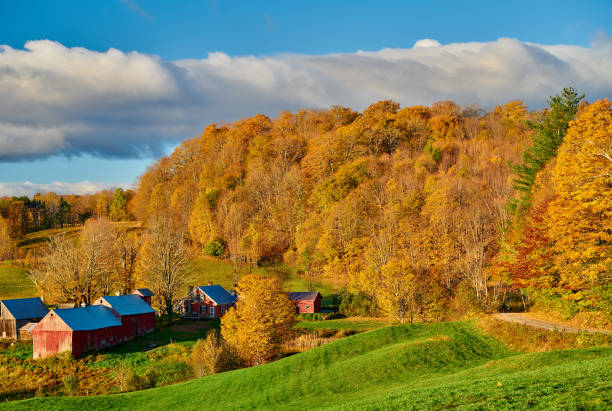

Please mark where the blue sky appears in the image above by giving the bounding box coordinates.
[0,0,611,195]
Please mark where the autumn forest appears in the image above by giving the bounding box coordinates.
[0,88,610,327]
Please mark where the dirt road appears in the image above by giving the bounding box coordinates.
[493,313,612,335]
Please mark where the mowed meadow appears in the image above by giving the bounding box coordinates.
[4,320,611,410]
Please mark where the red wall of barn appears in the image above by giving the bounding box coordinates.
[33,329,72,359]
[119,313,156,338]
[292,296,321,313]
[71,326,125,358]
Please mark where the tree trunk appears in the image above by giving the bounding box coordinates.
[166,298,174,325]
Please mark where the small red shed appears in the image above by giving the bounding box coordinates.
[181,284,236,319]
[33,305,123,358]
[132,288,154,306]
[288,292,322,314]
[94,295,156,338]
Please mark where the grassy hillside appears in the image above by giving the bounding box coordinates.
[5,321,611,410]
[187,256,340,296]
[16,222,142,251]
[1,222,339,300]
[0,262,37,299]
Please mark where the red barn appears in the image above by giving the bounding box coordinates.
[132,288,154,305]
[181,284,236,319]
[33,305,123,358]
[288,292,322,314]
[94,295,156,338]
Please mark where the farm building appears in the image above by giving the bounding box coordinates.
[0,297,49,339]
[94,294,156,337]
[19,322,38,340]
[133,288,154,305]
[33,305,123,359]
[181,284,236,319]
[288,292,322,314]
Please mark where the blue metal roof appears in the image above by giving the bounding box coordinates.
[197,285,236,305]
[134,288,154,297]
[98,295,156,316]
[52,305,122,331]
[0,297,49,320]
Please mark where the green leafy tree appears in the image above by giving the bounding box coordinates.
[510,87,584,215]
[109,188,129,221]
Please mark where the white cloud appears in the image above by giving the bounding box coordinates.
[0,37,611,162]
[0,181,132,197]
[413,39,441,48]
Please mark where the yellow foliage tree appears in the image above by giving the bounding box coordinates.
[221,275,296,366]
[544,99,612,306]
[0,216,12,260]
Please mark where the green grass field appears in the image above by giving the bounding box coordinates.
[296,317,390,331]
[16,222,143,251]
[0,262,37,299]
[5,321,610,410]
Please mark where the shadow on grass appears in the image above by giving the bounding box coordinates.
[101,318,220,355]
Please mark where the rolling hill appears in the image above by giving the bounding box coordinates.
[5,321,611,410]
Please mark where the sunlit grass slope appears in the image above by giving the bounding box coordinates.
[6,321,610,410]
[0,262,36,299]
[189,256,339,295]
[16,222,142,251]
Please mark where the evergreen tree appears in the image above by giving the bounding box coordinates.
[509,87,584,216]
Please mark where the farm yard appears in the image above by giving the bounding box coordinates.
[0,318,220,401]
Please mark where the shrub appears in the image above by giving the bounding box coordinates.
[142,368,159,388]
[62,373,79,396]
[339,292,375,317]
[191,329,234,377]
[204,238,227,257]
[450,280,483,315]
[424,139,442,163]
[116,366,159,392]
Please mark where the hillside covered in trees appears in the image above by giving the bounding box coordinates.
[131,88,611,324]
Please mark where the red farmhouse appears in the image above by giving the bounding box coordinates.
[181,284,236,319]
[33,305,123,359]
[288,292,322,314]
[94,294,156,338]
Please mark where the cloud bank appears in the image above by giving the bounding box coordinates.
[0,37,611,163]
[0,180,131,197]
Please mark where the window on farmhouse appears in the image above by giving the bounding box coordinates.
[201,306,207,314]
